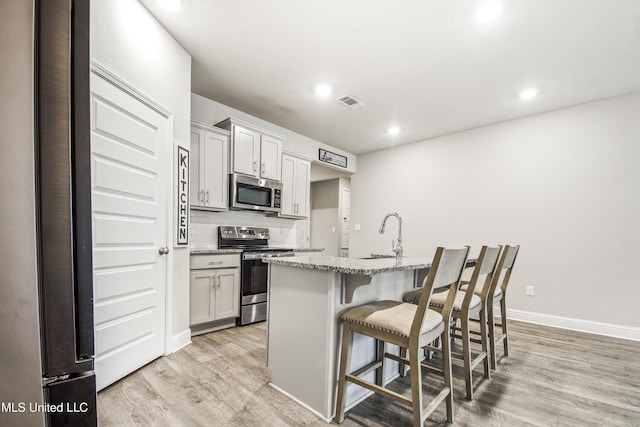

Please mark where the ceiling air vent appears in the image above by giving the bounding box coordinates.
[336,95,365,109]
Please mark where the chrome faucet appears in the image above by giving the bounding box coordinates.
[379,212,403,261]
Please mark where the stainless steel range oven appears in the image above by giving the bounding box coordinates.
[218,226,294,325]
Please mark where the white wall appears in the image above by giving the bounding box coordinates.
[91,0,192,352]
[350,93,640,331]
[0,2,45,425]
[311,180,340,256]
[310,178,351,256]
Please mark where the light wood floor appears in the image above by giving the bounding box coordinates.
[98,320,640,426]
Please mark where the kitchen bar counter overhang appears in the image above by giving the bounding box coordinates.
[264,254,475,421]
[190,247,323,255]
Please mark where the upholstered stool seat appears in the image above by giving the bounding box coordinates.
[404,289,481,312]
[341,300,444,337]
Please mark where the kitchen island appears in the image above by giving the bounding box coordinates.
[264,255,443,422]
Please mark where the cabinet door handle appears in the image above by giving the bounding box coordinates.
[205,190,210,203]
[217,273,221,287]
[211,276,215,289]
[209,261,224,265]
[200,190,204,204]
[261,162,265,175]
[253,161,257,172]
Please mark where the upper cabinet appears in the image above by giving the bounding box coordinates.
[190,121,229,211]
[280,153,310,218]
[216,118,283,182]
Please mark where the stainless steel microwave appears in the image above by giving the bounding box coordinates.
[229,173,282,213]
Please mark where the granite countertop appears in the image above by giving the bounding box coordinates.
[190,248,243,255]
[264,255,433,275]
[190,247,323,255]
[275,247,324,252]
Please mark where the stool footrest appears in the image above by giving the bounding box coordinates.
[384,351,407,366]
[421,387,451,423]
[469,352,488,370]
[345,374,412,406]
[351,360,382,378]
[420,363,444,376]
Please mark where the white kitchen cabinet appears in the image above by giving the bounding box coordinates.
[190,121,229,210]
[216,117,283,181]
[281,153,310,218]
[189,254,240,326]
[229,125,260,177]
[260,134,282,181]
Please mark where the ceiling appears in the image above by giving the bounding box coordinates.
[139,0,640,155]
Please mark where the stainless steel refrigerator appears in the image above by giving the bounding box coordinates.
[1,0,97,425]
[37,0,97,425]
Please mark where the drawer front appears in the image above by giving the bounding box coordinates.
[190,254,240,269]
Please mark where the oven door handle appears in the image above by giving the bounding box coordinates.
[243,252,296,260]
[270,252,296,258]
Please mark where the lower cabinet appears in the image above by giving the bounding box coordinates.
[189,255,240,326]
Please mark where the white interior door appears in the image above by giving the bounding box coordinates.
[90,73,169,391]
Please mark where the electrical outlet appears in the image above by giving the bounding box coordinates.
[526,285,535,296]
[354,224,361,231]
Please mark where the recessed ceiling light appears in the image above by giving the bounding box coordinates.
[315,84,333,97]
[157,0,182,12]
[518,87,539,100]
[476,1,503,22]
[387,126,401,136]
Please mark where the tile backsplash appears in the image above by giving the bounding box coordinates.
[190,209,308,249]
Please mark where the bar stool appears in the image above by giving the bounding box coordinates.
[483,245,519,369]
[403,245,501,400]
[334,247,469,426]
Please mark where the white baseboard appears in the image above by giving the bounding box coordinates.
[507,309,640,342]
[268,383,333,423]
[166,328,192,355]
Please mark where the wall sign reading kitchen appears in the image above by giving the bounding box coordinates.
[177,146,189,245]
